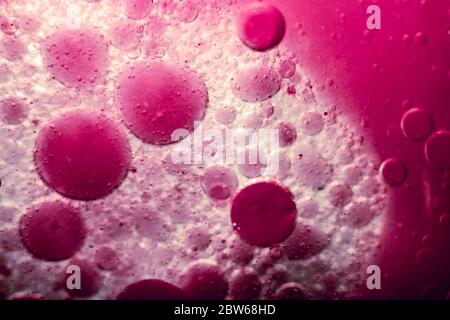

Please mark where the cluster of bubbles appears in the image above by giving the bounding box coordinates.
[0,0,390,300]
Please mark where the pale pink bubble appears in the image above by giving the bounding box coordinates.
[95,246,121,271]
[243,112,264,129]
[147,15,167,37]
[134,208,170,242]
[162,152,192,176]
[277,121,297,147]
[343,166,362,186]
[110,20,144,51]
[278,58,296,78]
[296,148,333,189]
[232,66,281,102]
[0,97,28,125]
[1,36,26,61]
[176,0,199,24]
[300,111,324,136]
[273,152,291,180]
[215,105,236,125]
[186,226,211,251]
[298,198,320,218]
[238,147,266,178]
[281,222,330,260]
[122,0,153,20]
[201,165,238,200]
[328,184,353,207]
[340,202,375,228]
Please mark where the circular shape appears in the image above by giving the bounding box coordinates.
[19,200,85,261]
[380,158,407,186]
[274,282,306,300]
[63,259,100,297]
[215,106,236,125]
[328,184,353,207]
[281,223,329,260]
[94,246,120,271]
[229,269,261,300]
[425,130,450,169]
[179,261,228,300]
[116,279,187,300]
[34,111,131,201]
[237,2,286,52]
[0,97,27,124]
[232,66,281,103]
[231,181,297,247]
[277,121,297,147]
[122,0,152,20]
[42,29,109,88]
[116,62,208,145]
[341,202,375,228]
[300,111,324,136]
[201,166,238,201]
[400,108,433,141]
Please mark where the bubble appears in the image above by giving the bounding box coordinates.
[277,121,297,147]
[116,279,187,300]
[300,111,324,136]
[0,97,28,125]
[116,62,208,145]
[229,269,261,300]
[1,36,26,61]
[42,29,109,88]
[228,238,254,265]
[281,222,329,260]
[237,2,286,52]
[186,227,211,251]
[278,58,296,78]
[94,246,120,271]
[19,200,85,261]
[177,0,199,24]
[237,147,266,178]
[231,181,297,247]
[328,184,353,207]
[400,108,433,141]
[109,20,144,51]
[380,158,407,186]
[232,66,281,102]
[62,259,100,297]
[201,166,238,201]
[340,202,375,228]
[122,0,153,20]
[34,111,131,201]
[296,148,333,189]
[425,130,450,169]
[215,106,236,125]
[179,261,228,300]
[274,282,306,300]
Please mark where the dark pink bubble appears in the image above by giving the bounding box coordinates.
[116,279,187,300]
[400,108,434,141]
[62,259,100,298]
[300,111,324,136]
[281,222,329,260]
[116,62,208,145]
[201,166,238,201]
[122,0,153,20]
[231,181,297,247]
[0,97,28,125]
[277,121,297,147]
[380,158,408,186]
[425,130,450,169]
[1,36,26,61]
[34,111,131,201]
[229,269,261,300]
[232,66,281,102]
[179,261,228,300]
[19,200,85,261]
[109,20,144,51]
[42,29,109,88]
[237,2,286,52]
[340,202,375,228]
[328,184,353,207]
[94,246,120,271]
[274,282,306,300]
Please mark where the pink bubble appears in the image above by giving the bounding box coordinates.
[281,222,329,260]
[232,66,281,102]
[328,184,353,207]
[0,97,27,125]
[231,181,297,247]
[109,20,144,51]
[34,111,131,201]
[116,279,187,300]
[215,105,237,125]
[228,238,254,265]
[1,36,26,61]
[94,246,120,271]
[19,200,85,261]
[229,269,261,300]
[296,149,333,189]
[278,58,296,79]
[186,226,211,251]
[116,62,208,145]
[237,147,266,178]
[62,259,100,297]
[201,166,238,201]
[380,158,408,186]
[340,202,375,228]
[42,29,109,88]
[277,121,297,147]
[179,261,228,300]
[274,282,306,300]
[425,130,450,169]
[237,2,286,52]
[300,111,324,136]
[122,0,153,20]
[400,108,433,141]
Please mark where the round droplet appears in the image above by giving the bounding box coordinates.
[179,261,228,300]
[201,166,238,201]
[282,222,329,260]
[328,184,353,207]
[274,282,306,300]
[231,181,297,247]
[340,202,375,228]
[215,106,236,125]
[94,246,120,271]
[0,97,27,124]
[300,111,324,136]
[237,2,286,52]
[277,121,297,147]
[400,108,433,141]
[380,158,407,186]
[116,62,208,145]
[122,0,152,20]
[229,269,261,300]
[425,130,450,169]
[117,279,187,300]
[19,200,85,261]
[34,111,131,201]
[232,66,281,102]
